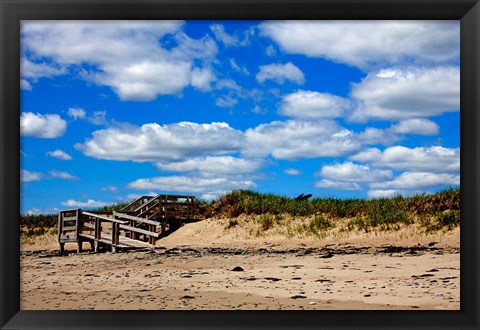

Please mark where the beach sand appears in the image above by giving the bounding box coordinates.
[20,218,460,310]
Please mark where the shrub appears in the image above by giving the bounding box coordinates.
[300,215,333,237]
[367,197,413,229]
[436,210,460,229]
[347,217,370,232]
[20,214,57,229]
[225,218,239,229]
[309,215,333,231]
[257,214,275,231]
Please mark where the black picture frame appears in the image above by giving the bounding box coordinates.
[1,0,479,329]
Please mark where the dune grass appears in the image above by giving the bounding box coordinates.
[21,187,460,239]
[208,187,460,233]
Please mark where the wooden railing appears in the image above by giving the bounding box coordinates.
[113,211,160,245]
[80,211,129,252]
[58,194,196,253]
[119,195,154,213]
[58,209,160,253]
[58,209,81,253]
[128,194,195,221]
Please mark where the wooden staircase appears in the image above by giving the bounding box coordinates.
[58,194,195,253]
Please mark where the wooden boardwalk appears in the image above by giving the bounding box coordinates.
[78,234,152,249]
[58,194,196,253]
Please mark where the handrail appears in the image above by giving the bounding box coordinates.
[119,195,154,211]
[82,211,128,224]
[119,224,160,238]
[60,208,80,213]
[113,211,159,226]
[59,193,195,253]
[132,195,195,215]
[133,194,160,213]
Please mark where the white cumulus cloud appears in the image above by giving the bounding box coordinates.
[229,58,250,75]
[127,175,256,197]
[209,24,252,47]
[190,67,216,92]
[389,118,440,135]
[370,172,459,190]
[98,60,192,101]
[259,20,459,69]
[67,107,86,119]
[279,90,350,119]
[49,170,78,180]
[317,162,393,182]
[314,180,362,191]
[367,189,404,198]
[61,199,109,208]
[350,66,459,121]
[21,21,218,101]
[284,168,301,176]
[156,156,262,176]
[243,120,360,160]
[100,185,119,193]
[356,127,401,146]
[20,112,67,138]
[20,58,65,80]
[46,149,72,160]
[256,62,305,85]
[350,146,459,173]
[21,169,42,182]
[215,95,238,108]
[20,79,32,91]
[75,121,244,162]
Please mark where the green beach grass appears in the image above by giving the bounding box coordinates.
[21,187,460,239]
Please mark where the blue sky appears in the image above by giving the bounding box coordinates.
[20,20,460,214]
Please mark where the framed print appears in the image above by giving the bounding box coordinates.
[1,0,479,329]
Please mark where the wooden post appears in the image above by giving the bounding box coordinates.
[59,243,65,254]
[94,217,101,252]
[57,212,63,252]
[77,239,82,253]
[75,209,82,253]
[130,220,135,239]
[114,223,120,246]
[95,218,101,240]
[75,209,81,241]
[148,224,156,245]
[111,223,118,252]
[161,221,166,235]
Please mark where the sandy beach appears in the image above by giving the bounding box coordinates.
[20,218,460,310]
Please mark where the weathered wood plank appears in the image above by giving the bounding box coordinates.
[75,209,80,240]
[161,210,188,217]
[82,211,128,224]
[57,213,62,242]
[159,195,193,200]
[62,225,77,232]
[60,208,79,213]
[82,222,95,229]
[59,235,77,242]
[113,212,159,226]
[62,216,77,222]
[120,195,155,211]
[133,197,159,212]
[160,202,192,208]
[79,233,152,249]
[79,234,131,248]
[119,224,160,238]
